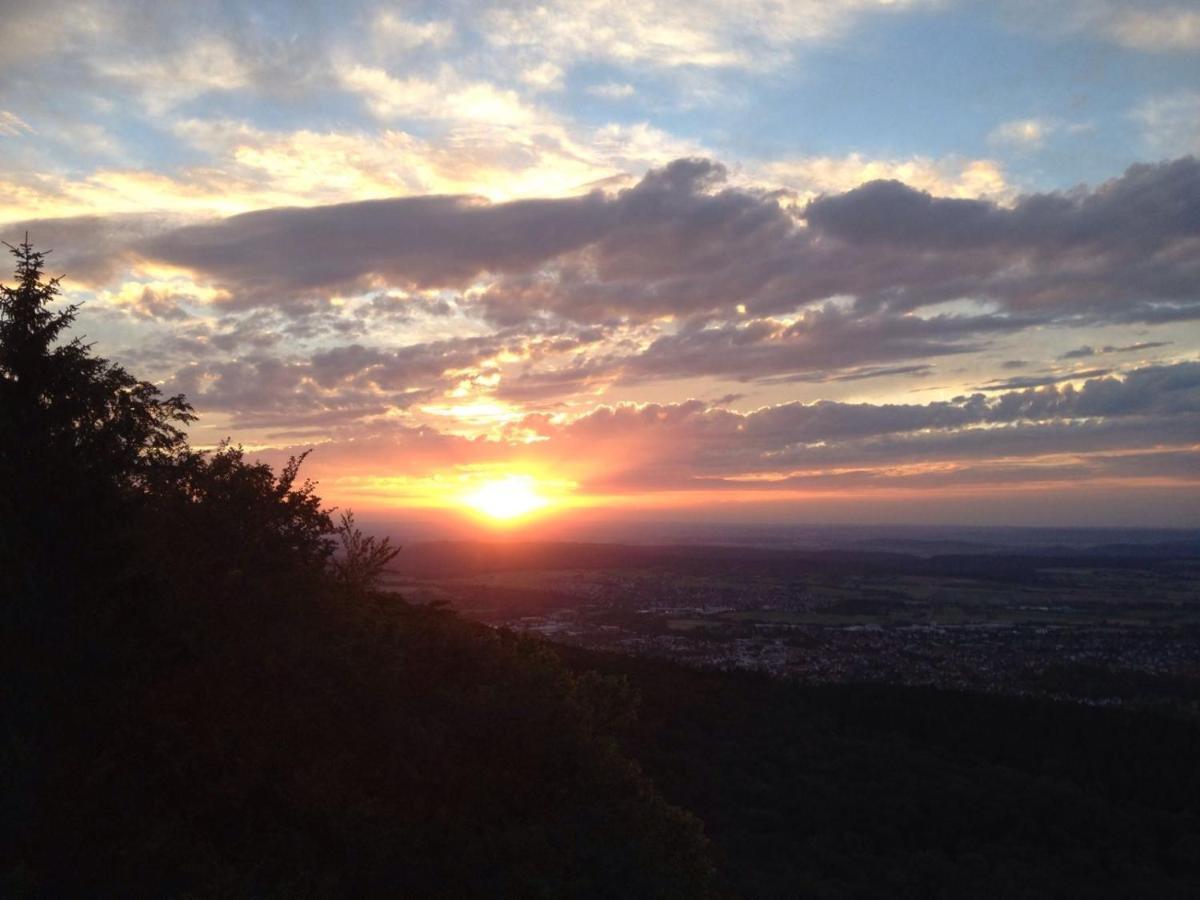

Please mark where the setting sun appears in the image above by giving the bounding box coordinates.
[460,475,550,522]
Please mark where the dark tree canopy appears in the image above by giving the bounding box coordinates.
[0,237,193,481]
[0,238,195,606]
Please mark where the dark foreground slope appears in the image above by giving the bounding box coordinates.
[9,571,1198,899]
[5,593,714,898]
[562,647,1200,899]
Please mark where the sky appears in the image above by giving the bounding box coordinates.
[1,0,1198,528]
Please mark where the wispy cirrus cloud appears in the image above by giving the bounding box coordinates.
[481,0,939,73]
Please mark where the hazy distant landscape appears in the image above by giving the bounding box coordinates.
[381,529,1200,709]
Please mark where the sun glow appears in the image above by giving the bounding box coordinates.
[460,474,551,521]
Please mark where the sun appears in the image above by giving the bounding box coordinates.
[460,475,551,522]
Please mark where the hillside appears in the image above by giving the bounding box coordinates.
[5,591,716,898]
[561,647,1200,898]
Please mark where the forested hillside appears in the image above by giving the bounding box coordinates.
[563,648,1200,898]
[0,241,714,898]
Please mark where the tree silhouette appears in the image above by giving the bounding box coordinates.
[0,237,193,606]
[142,443,338,602]
[331,510,401,593]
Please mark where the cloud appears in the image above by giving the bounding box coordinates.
[0,111,33,137]
[7,154,1198,431]
[1105,341,1173,354]
[156,323,614,429]
[987,117,1051,148]
[1132,91,1200,157]
[0,105,712,223]
[761,154,1011,202]
[337,64,539,127]
[972,369,1113,391]
[260,361,1200,501]
[802,156,1200,319]
[373,12,455,51]
[1,212,192,284]
[1095,4,1200,52]
[141,189,619,302]
[22,153,1189,353]
[817,364,935,382]
[587,82,636,100]
[1059,341,1173,360]
[1008,2,1200,53]
[617,307,1023,385]
[536,362,1200,486]
[12,153,1200,415]
[95,38,250,114]
[482,0,938,72]
[520,61,566,92]
[1059,345,1096,360]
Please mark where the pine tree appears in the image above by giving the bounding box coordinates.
[0,237,193,606]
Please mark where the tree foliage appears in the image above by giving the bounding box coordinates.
[142,443,336,602]
[0,237,192,480]
[331,510,401,593]
[572,648,1200,899]
[0,237,194,605]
